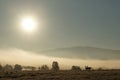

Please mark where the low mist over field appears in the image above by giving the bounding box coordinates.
[0,48,119,69]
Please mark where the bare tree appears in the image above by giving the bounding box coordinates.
[38,67,41,71]
[0,64,2,71]
[14,64,22,72]
[31,67,36,71]
[71,66,81,71]
[40,65,49,71]
[3,64,13,74]
[52,61,59,71]
[97,67,104,71]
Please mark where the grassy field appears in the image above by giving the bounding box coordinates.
[0,70,120,80]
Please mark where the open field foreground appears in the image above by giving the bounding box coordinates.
[0,70,120,80]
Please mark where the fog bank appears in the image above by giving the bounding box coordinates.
[0,48,120,69]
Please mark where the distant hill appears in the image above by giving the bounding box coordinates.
[40,47,120,60]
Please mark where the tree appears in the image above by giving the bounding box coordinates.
[52,61,59,71]
[14,64,22,72]
[40,65,49,71]
[71,66,81,71]
[38,67,41,71]
[3,64,13,74]
[0,64,2,71]
[97,67,103,71]
[31,67,36,71]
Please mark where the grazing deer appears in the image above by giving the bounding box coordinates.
[85,66,91,71]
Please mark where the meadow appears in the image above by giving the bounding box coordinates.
[0,70,120,80]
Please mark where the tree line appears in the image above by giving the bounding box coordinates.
[0,61,93,74]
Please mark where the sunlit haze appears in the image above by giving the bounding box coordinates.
[0,0,120,69]
[21,17,37,32]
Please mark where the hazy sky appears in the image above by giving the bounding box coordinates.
[0,0,120,68]
[0,0,120,51]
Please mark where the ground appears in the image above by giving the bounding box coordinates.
[0,70,120,80]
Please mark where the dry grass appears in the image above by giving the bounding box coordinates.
[0,70,120,80]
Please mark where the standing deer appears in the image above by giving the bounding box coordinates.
[85,66,91,71]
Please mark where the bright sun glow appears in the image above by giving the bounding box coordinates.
[21,17,37,32]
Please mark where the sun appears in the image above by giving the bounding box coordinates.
[21,17,37,32]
